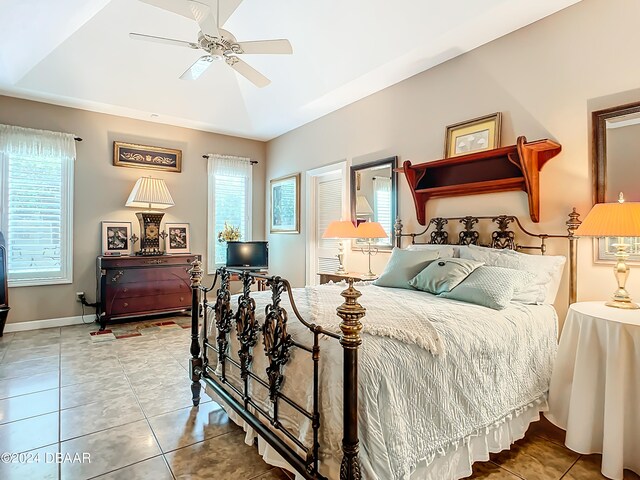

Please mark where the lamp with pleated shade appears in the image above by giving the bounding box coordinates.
[355,221,388,279]
[126,177,175,256]
[322,220,358,274]
[576,193,640,309]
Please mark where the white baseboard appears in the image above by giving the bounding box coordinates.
[4,315,89,333]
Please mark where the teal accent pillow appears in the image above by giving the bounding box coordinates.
[409,258,484,295]
[373,248,440,290]
[439,266,534,310]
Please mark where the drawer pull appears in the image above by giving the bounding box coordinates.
[123,302,129,308]
[179,296,184,302]
[145,259,167,265]
[112,271,124,282]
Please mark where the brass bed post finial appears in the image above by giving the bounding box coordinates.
[394,217,403,248]
[188,259,204,406]
[337,278,365,480]
[566,208,582,305]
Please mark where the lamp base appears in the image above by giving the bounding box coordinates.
[605,243,640,309]
[135,249,164,256]
[135,212,165,255]
[360,272,377,280]
[605,299,640,310]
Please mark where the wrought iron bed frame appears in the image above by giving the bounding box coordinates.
[187,209,582,480]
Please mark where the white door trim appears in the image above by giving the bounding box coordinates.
[305,161,349,285]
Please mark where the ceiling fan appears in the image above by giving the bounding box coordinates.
[130,0,293,87]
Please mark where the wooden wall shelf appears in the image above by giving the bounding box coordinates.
[401,136,561,225]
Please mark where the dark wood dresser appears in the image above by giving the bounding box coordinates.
[96,254,201,330]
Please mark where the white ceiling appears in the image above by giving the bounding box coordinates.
[0,0,580,141]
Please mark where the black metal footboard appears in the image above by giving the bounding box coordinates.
[187,261,365,480]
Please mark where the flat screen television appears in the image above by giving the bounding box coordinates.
[226,241,269,270]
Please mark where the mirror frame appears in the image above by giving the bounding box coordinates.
[592,101,640,204]
[350,156,398,250]
[592,101,640,264]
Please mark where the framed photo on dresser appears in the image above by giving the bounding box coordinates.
[101,222,132,256]
[165,223,191,254]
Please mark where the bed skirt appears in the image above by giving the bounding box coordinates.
[205,383,547,480]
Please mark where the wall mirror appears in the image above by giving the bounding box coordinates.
[593,101,640,263]
[350,156,398,250]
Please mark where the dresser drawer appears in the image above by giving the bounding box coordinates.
[107,266,191,285]
[114,279,189,299]
[109,293,190,316]
[99,255,198,269]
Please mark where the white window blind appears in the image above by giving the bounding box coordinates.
[207,155,252,272]
[316,175,342,273]
[0,124,75,286]
[373,176,392,244]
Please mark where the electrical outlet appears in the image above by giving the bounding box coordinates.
[76,292,85,302]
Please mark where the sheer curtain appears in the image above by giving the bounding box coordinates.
[0,124,76,285]
[207,154,253,272]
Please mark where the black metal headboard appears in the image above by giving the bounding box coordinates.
[394,210,582,303]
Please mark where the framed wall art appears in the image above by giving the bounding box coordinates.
[165,223,191,254]
[101,221,132,256]
[445,112,502,158]
[113,141,182,173]
[270,173,300,234]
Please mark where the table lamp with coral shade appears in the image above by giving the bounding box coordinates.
[322,220,358,274]
[355,221,388,279]
[575,193,640,309]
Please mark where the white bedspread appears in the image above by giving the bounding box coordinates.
[204,283,558,480]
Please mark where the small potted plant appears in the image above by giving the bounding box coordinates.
[218,222,241,243]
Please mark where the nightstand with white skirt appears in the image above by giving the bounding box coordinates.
[547,301,640,480]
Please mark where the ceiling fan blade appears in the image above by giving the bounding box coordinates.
[180,55,215,80]
[235,39,293,55]
[189,0,219,37]
[138,0,194,19]
[227,57,270,88]
[129,33,198,49]
[218,0,243,27]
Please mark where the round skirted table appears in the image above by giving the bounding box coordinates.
[547,301,640,480]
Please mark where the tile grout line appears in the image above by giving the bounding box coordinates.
[115,334,178,480]
[488,461,526,479]
[559,455,582,479]
[58,326,62,480]
[84,454,166,480]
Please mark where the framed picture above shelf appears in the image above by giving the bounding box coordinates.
[445,112,502,158]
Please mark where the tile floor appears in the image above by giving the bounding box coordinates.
[0,316,637,480]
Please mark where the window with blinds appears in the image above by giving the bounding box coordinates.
[207,156,253,272]
[316,175,342,273]
[1,149,73,286]
[373,176,392,245]
[213,174,249,265]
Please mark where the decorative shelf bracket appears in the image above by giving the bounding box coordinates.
[401,136,561,225]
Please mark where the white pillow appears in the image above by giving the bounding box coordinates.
[406,244,457,258]
[459,244,566,304]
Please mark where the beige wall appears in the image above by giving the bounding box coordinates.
[266,0,640,321]
[0,95,266,325]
